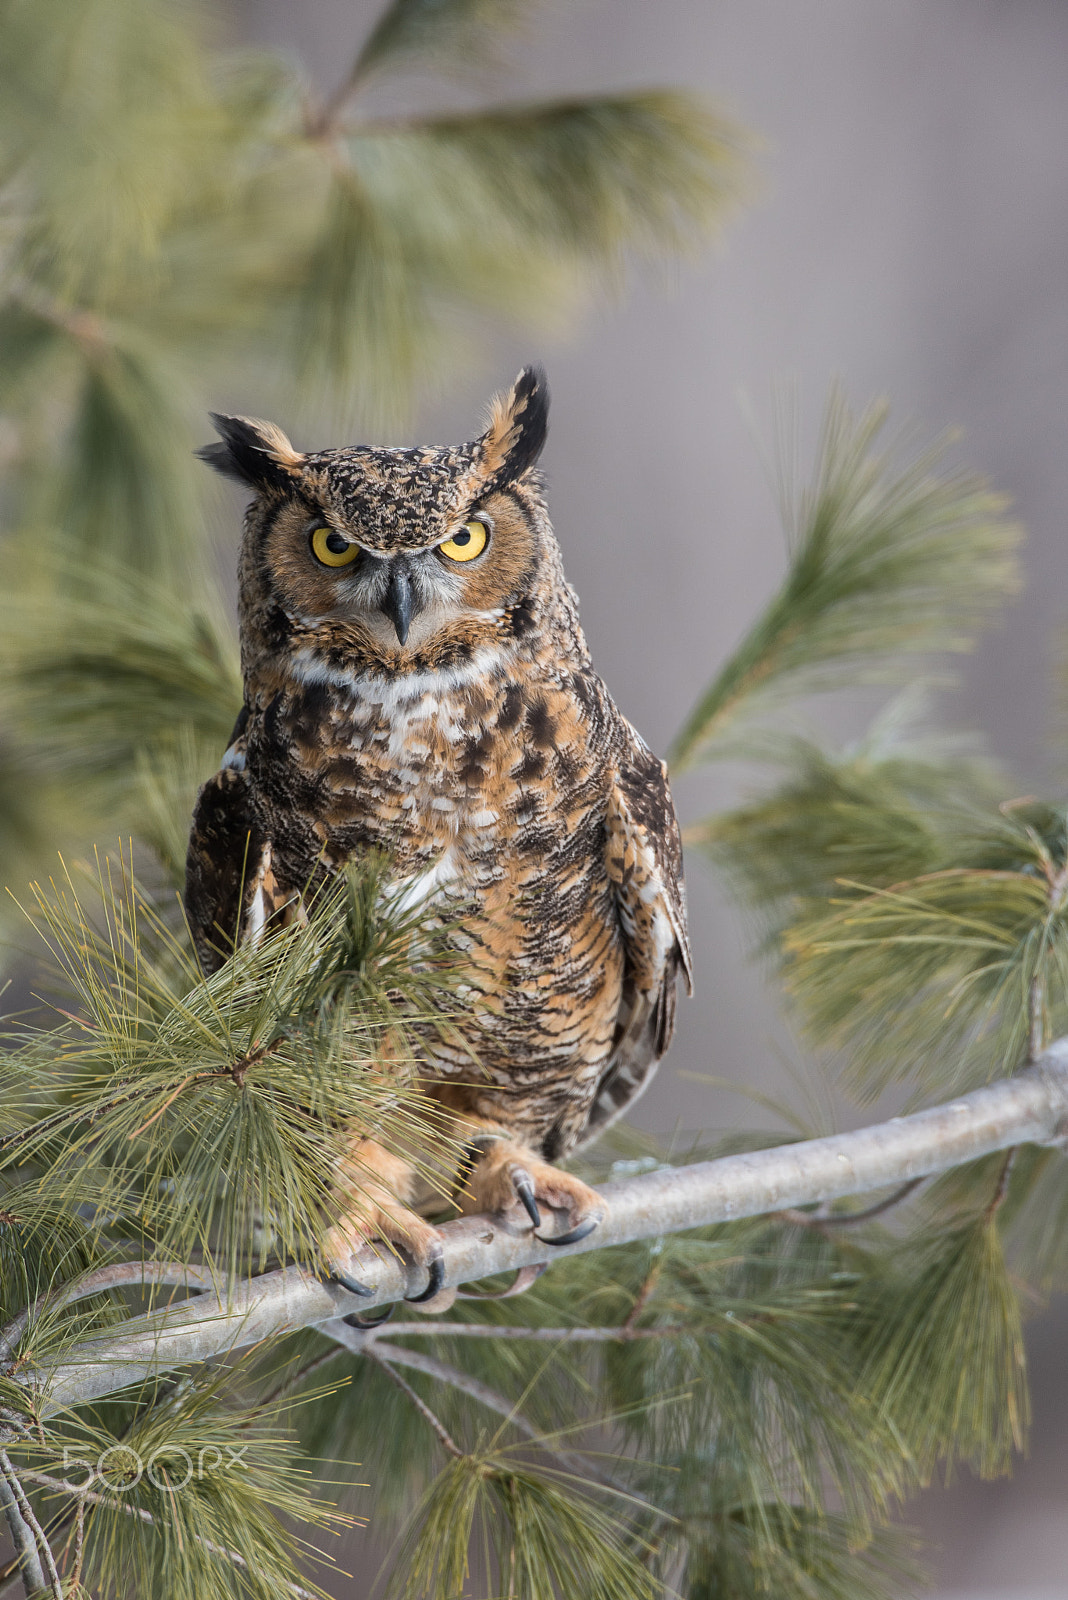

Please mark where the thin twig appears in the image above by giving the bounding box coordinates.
[986,1146,1018,1220]
[348,1321,678,1343]
[1,1040,278,1161]
[70,1496,85,1592]
[0,1468,47,1600]
[0,1412,34,1443]
[0,1075,217,1159]
[304,75,359,140]
[249,1347,347,1422]
[1029,973,1047,1063]
[623,1262,662,1332]
[127,1074,203,1137]
[327,1323,624,1487]
[230,1033,287,1090]
[0,1487,77,1596]
[359,1346,464,1459]
[776,1176,925,1231]
[5,278,110,354]
[0,1450,62,1598]
[1,1260,214,1368]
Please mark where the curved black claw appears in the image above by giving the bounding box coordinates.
[459,1262,548,1300]
[537,1211,604,1248]
[344,1301,396,1330]
[405,1244,446,1304]
[509,1166,542,1229]
[328,1267,377,1298]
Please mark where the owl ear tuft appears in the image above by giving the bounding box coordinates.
[197,414,306,491]
[478,366,549,489]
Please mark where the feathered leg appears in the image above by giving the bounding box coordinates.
[323,1136,448,1303]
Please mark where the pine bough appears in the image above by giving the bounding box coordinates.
[19,1038,1068,1418]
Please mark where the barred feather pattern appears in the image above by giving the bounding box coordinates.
[186,370,691,1160]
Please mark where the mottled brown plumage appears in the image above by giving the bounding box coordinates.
[186,368,692,1300]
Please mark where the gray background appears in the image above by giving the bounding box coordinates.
[231,4,1068,1594]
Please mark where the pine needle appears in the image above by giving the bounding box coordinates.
[678,1505,923,1600]
[3,850,468,1277]
[0,557,240,894]
[0,0,225,301]
[784,862,1068,1101]
[9,1354,355,1600]
[858,1218,1028,1483]
[670,390,1022,769]
[349,0,530,88]
[695,732,1005,948]
[293,93,752,423]
[391,1453,659,1600]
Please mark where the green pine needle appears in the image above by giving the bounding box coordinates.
[9,1357,354,1600]
[352,0,529,85]
[670,390,1021,770]
[858,1218,1028,1483]
[0,557,240,893]
[49,339,205,579]
[0,0,225,302]
[784,860,1068,1100]
[293,93,752,422]
[1001,1147,1068,1294]
[3,850,468,1276]
[679,1504,923,1600]
[1,561,239,773]
[695,730,1006,948]
[392,1453,658,1600]
[929,1146,1068,1297]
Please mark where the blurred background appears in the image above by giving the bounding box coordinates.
[3,1,1066,1593]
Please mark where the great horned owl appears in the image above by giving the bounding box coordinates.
[186,368,692,1303]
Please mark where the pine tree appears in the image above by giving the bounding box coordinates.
[1,5,1063,1599]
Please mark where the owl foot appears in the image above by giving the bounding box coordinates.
[459,1135,606,1247]
[325,1218,449,1305]
[324,1136,451,1307]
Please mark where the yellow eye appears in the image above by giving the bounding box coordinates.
[310,525,360,568]
[440,519,489,563]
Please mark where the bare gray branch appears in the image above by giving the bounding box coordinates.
[10,1042,1068,1418]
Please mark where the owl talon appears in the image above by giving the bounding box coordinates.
[509,1166,542,1229]
[538,1210,604,1247]
[344,1301,396,1330]
[329,1267,377,1298]
[405,1243,446,1303]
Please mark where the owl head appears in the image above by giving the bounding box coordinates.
[199,368,574,681]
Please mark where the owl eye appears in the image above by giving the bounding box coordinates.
[439,519,489,563]
[310,525,359,568]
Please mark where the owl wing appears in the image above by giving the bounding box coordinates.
[184,708,266,974]
[577,728,694,1147]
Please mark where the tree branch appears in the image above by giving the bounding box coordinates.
[323,1320,620,1485]
[9,1042,1068,1417]
[0,1452,61,1599]
[0,1260,215,1366]
[0,1467,47,1600]
[354,1344,464,1459]
[775,1175,925,1230]
[340,1321,679,1343]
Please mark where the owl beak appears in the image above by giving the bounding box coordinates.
[382,559,416,645]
